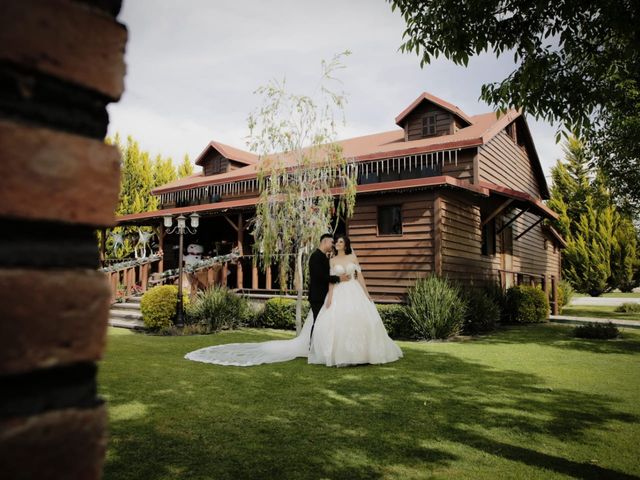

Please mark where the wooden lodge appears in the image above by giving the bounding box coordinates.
[114,92,566,313]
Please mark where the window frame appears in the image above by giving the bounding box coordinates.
[376,204,404,237]
[481,217,497,256]
[422,113,437,137]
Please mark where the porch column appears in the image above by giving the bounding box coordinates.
[252,258,259,289]
[99,228,106,267]
[433,193,443,276]
[158,224,165,272]
[266,264,272,290]
[237,213,243,289]
[552,277,559,315]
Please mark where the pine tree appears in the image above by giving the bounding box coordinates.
[563,197,613,296]
[610,215,638,292]
[549,136,640,294]
[105,134,190,258]
[177,154,194,178]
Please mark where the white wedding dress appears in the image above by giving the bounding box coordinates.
[184,262,403,367]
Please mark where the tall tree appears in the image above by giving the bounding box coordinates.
[248,51,357,334]
[563,197,613,296]
[177,154,194,178]
[549,136,639,293]
[388,0,640,211]
[104,134,191,258]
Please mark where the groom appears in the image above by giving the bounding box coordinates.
[308,234,348,343]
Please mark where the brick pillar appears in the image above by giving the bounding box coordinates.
[0,1,127,479]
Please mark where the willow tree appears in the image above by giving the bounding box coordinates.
[247,51,358,334]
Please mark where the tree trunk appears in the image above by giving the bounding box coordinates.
[295,249,304,335]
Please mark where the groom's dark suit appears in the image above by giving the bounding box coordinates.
[308,248,340,341]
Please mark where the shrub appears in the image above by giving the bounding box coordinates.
[406,276,466,340]
[461,288,500,335]
[573,322,619,339]
[377,304,414,339]
[260,297,310,330]
[615,302,640,313]
[157,323,210,336]
[186,286,250,333]
[244,302,265,327]
[503,285,549,324]
[140,285,188,330]
[557,280,575,312]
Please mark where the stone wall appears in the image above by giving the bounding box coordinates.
[0,1,127,478]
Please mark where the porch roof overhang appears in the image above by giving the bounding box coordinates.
[477,181,558,221]
[115,177,557,229]
[115,197,257,226]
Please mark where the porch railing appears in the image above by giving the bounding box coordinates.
[100,254,162,303]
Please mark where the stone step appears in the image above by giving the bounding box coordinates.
[108,318,145,330]
[127,296,142,304]
[109,309,143,320]
[112,302,141,311]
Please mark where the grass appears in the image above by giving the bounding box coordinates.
[99,325,640,480]
[561,305,640,321]
[573,292,640,298]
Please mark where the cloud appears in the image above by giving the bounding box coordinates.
[108,0,564,177]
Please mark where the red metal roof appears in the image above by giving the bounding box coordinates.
[152,110,520,195]
[194,141,258,166]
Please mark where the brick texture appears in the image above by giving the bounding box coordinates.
[0,405,108,480]
[0,0,127,100]
[0,269,111,376]
[0,120,121,226]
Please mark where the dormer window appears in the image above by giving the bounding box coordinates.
[422,113,436,137]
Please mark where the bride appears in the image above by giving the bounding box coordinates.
[184,235,403,367]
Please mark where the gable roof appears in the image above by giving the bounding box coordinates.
[394,92,474,127]
[194,140,258,166]
[152,94,549,199]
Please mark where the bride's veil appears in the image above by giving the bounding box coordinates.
[184,308,314,366]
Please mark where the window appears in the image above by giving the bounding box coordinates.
[502,223,513,255]
[505,123,516,142]
[378,205,403,235]
[422,113,436,137]
[481,217,496,255]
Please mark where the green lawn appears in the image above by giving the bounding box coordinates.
[561,305,640,321]
[99,325,640,480]
[573,292,640,298]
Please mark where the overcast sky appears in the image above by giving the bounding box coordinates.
[108,0,562,182]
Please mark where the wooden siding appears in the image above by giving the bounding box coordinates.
[405,102,453,141]
[441,148,475,182]
[348,191,435,301]
[511,210,562,278]
[439,191,500,284]
[439,191,562,287]
[478,130,541,198]
[203,153,230,176]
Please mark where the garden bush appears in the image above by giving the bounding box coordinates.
[573,322,620,339]
[140,285,188,330]
[461,288,500,335]
[615,302,640,313]
[186,286,250,333]
[558,280,575,312]
[406,275,466,340]
[377,304,414,339]
[503,285,549,324]
[259,297,310,330]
